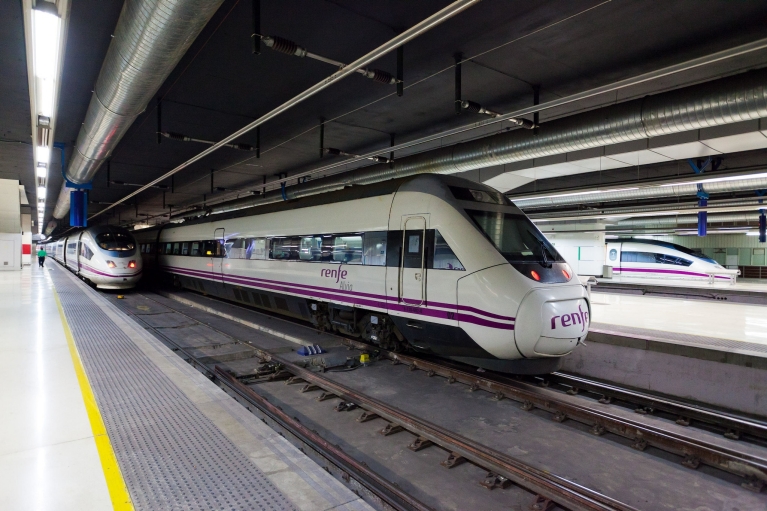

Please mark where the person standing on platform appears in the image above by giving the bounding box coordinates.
[37,246,47,267]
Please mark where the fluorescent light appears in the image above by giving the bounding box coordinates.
[32,7,61,81]
[36,165,47,178]
[37,186,46,197]
[660,172,767,188]
[746,231,761,236]
[32,7,61,119]
[36,146,50,164]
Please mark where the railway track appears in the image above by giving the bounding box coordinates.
[149,288,767,492]
[118,290,640,511]
[114,288,767,508]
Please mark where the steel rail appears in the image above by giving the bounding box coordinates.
[546,372,767,441]
[89,0,481,220]
[152,287,767,489]
[113,294,434,511]
[244,351,636,511]
[335,341,767,486]
[215,367,435,511]
[129,291,636,510]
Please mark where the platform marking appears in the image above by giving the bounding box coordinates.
[53,290,134,511]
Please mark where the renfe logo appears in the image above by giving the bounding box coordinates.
[551,305,589,332]
[321,264,347,283]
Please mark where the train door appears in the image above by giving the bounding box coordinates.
[399,215,427,306]
[213,227,225,284]
[76,232,85,273]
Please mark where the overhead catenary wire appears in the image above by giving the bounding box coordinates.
[88,0,482,222]
[156,29,767,217]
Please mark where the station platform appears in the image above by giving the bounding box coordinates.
[559,290,767,417]
[594,277,767,305]
[0,264,371,511]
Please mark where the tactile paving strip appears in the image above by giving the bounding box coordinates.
[50,270,296,511]
[590,321,767,355]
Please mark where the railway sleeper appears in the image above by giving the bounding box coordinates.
[441,452,467,469]
[408,437,434,452]
[531,495,556,511]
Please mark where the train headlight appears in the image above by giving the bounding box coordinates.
[562,268,571,280]
[530,270,541,281]
[106,260,116,268]
[128,260,136,269]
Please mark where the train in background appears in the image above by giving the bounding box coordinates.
[605,238,740,284]
[45,226,143,289]
[135,174,592,374]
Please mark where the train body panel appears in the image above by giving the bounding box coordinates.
[606,239,739,284]
[46,226,142,289]
[135,175,589,374]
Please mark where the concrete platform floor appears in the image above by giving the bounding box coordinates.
[591,291,767,346]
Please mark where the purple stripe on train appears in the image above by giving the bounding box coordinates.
[615,267,732,280]
[162,265,515,330]
[161,264,516,322]
[80,263,142,279]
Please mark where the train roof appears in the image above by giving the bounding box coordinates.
[619,238,718,263]
[133,174,507,234]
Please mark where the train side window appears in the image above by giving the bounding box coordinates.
[190,242,201,256]
[181,242,189,255]
[432,230,464,270]
[247,238,268,260]
[270,237,299,260]
[202,240,223,257]
[363,232,387,266]
[164,242,172,254]
[403,231,424,269]
[228,238,245,259]
[172,243,181,255]
[80,244,94,260]
[333,235,362,264]
[386,230,402,267]
[299,236,322,261]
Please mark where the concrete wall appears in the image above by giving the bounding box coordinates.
[541,225,606,276]
[0,180,21,271]
[561,334,767,416]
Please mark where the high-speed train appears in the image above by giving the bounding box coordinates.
[135,175,591,374]
[46,226,143,289]
[606,239,739,284]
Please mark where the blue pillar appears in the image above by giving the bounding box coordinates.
[760,210,766,243]
[697,199,707,237]
[70,190,87,227]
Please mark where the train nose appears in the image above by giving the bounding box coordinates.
[514,287,590,358]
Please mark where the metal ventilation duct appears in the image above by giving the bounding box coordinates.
[514,176,767,209]
[611,213,760,227]
[207,68,767,215]
[50,0,225,226]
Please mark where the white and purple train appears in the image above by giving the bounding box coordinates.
[606,239,739,284]
[46,226,143,289]
[135,175,590,374]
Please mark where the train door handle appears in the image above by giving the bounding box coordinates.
[414,273,422,281]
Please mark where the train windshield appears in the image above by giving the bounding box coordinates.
[467,210,564,265]
[95,232,135,251]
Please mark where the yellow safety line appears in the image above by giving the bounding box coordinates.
[53,290,134,511]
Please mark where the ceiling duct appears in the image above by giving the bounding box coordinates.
[206,68,767,215]
[610,213,760,227]
[514,175,767,209]
[48,0,226,230]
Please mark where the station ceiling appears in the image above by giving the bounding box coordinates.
[3,0,767,233]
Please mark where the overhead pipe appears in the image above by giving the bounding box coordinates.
[516,175,767,210]
[205,68,767,215]
[611,213,760,227]
[50,0,227,226]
